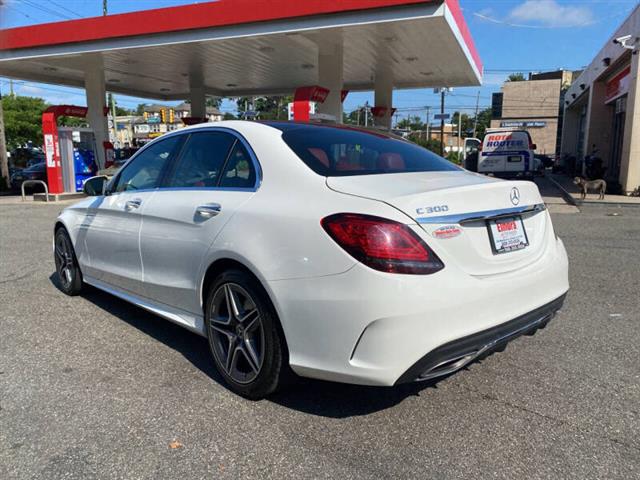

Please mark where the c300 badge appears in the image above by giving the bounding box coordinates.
[433,225,462,239]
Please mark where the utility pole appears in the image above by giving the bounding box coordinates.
[9,79,14,97]
[109,93,118,148]
[364,101,369,127]
[440,89,445,156]
[425,106,431,142]
[472,90,480,138]
[356,107,361,126]
[0,91,9,190]
[103,0,107,16]
[457,111,462,162]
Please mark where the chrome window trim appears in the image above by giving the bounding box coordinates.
[107,126,263,196]
[416,203,546,225]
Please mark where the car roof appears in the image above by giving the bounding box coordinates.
[260,121,407,141]
[164,120,407,143]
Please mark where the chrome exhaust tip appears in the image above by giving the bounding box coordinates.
[417,312,556,381]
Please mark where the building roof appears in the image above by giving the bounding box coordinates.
[174,102,222,116]
[0,0,481,100]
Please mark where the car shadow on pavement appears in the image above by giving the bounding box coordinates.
[48,274,226,384]
[50,274,453,418]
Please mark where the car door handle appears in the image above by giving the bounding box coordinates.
[124,198,142,211]
[195,203,222,219]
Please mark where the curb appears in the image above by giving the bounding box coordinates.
[547,176,579,207]
[547,175,640,208]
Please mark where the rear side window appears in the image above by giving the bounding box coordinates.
[169,132,236,188]
[219,143,257,189]
[279,125,459,176]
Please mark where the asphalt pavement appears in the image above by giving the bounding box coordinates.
[1,199,638,479]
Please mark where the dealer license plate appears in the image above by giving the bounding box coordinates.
[487,216,529,254]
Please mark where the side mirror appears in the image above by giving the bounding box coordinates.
[530,144,537,151]
[83,175,109,196]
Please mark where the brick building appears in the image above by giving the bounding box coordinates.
[491,70,579,157]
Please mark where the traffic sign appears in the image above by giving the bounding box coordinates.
[434,113,450,120]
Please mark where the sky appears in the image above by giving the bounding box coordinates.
[1,0,639,122]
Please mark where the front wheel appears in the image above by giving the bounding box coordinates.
[205,269,289,399]
[54,228,83,296]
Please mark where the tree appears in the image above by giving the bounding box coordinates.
[0,93,9,190]
[183,97,223,109]
[115,106,132,116]
[206,97,222,109]
[135,103,147,116]
[1,95,48,149]
[343,109,359,125]
[451,111,474,135]
[396,115,425,131]
[407,134,443,156]
[222,112,236,120]
[236,96,292,120]
[58,116,88,128]
[507,72,526,82]
[474,107,492,139]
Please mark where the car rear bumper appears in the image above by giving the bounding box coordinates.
[394,293,566,384]
[267,237,569,387]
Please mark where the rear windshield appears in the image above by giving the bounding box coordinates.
[271,123,459,177]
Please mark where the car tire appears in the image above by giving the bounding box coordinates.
[205,269,289,399]
[54,227,83,296]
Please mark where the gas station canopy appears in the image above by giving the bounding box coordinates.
[0,0,482,100]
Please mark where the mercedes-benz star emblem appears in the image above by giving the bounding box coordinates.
[510,187,521,206]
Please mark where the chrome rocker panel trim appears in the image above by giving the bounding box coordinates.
[83,276,207,337]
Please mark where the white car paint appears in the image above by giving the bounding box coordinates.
[56,121,569,386]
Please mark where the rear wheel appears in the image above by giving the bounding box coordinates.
[54,228,83,296]
[205,269,288,399]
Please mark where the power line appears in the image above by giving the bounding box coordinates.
[48,0,83,18]
[20,0,74,20]
[3,4,33,19]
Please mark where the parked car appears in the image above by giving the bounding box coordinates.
[11,162,47,192]
[54,121,569,399]
[479,129,537,179]
[535,154,555,169]
[10,147,45,169]
[8,165,22,179]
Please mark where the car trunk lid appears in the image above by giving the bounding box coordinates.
[326,171,549,276]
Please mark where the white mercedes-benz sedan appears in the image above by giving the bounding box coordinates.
[54,121,569,398]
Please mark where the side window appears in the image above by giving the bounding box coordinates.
[112,135,183,193]
[169,132,236,188]
[219,142,256,188]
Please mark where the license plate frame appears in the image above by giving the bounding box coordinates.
[486,215,529,254]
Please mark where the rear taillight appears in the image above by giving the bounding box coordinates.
[321,213,444,275]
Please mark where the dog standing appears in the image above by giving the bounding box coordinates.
[574,177,606,200]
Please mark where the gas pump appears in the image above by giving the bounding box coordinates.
[57,127,98,192]
[42,105,108,194]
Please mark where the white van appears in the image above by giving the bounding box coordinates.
[478,130,537,179]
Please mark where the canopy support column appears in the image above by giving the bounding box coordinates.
[84,55,108,169]
[189,73,206,120]
[316,41,344,123]
[374,74,394,130]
